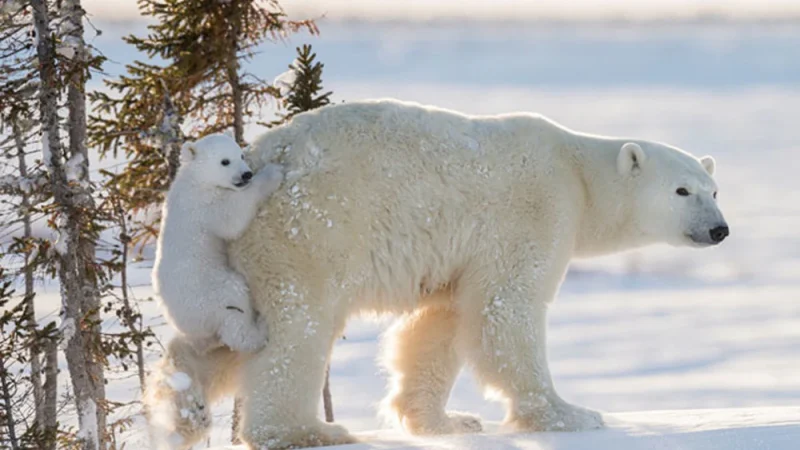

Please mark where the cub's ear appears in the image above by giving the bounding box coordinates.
[180,141,197,163]
[617,142,646,175]
[223,129,235,139]
[700,155,716,176]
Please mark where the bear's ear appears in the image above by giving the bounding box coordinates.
[180,142,197,163]
[223,129,235,139]
[700,155,716,176]
[617,142,646,176]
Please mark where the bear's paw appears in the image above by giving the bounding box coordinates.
[506,399,604,433]
[243,421,357,450]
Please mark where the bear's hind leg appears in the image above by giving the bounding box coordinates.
[238,286,356,449]
[145,336,241,449]
[382,303,482,435]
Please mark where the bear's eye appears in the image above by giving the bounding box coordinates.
[713,191,718,199]
[221,159,230,166]
[676,188,690,196]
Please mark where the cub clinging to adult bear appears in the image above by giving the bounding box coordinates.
[152,133,283,353]
[153,99,729,449]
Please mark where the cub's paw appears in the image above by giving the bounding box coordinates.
[255,163,284,195]
[224,327,268,353]
[220,310,269,353]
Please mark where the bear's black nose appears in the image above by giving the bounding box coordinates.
[242,171,253,181]
[709,225,729,243]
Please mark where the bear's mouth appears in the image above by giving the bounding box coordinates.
[685,232,716,247]
[233,180,250,188]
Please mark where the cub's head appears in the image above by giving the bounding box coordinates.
[617,141,728,248]
[180,134,253,190]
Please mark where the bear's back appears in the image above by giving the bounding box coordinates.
[250,99,568,185]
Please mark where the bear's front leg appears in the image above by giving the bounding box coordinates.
[457,273,604,433]
[237,284,356,449]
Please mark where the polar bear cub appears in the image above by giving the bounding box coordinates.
[152,133,283,353]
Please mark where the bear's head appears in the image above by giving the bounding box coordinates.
[617,141,728,248]
[179,134,254,190]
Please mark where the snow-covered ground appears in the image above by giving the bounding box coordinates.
[18,20,800,449]
[210,407,800,450]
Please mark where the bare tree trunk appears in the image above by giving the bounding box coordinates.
[226,15,246,147]
[0,354,20,450]
[11,120,44,430]
[231,397,242,444]
[323,365,334,423]
[31,1,104,449]
[64,0,107,444]
[123,247,146,391]
[28,0,60,176]
[158,80,182,183]
[114,195,145,389]
[227,34,246,444]
[42,337,58,450]
[225,49,245,146]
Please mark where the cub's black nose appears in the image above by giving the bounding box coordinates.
[242,171,253,181]
[709,225,729,243]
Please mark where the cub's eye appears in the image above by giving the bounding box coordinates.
[676,188,690,196]
[221,159,230,166]
[713,191,718,199]
[241,155,245,160]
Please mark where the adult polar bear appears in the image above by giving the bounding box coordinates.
[209,99,727,448]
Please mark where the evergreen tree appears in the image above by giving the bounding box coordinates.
[88,0,318,250]
[269,44,333,127]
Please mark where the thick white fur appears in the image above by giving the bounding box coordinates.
[156,100,728,449]
[152,133,283,354]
